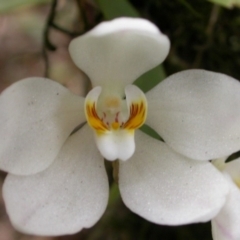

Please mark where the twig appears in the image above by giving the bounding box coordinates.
[51,22,81,37]
[75,0,92,31]
[192,5,220,68]
[42,0,58,77]
[43,0,57,51]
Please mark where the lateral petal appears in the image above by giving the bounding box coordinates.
[119,130,229,225]
[146,70,240,160]
[3,125,109,236]
[0,78,85,175]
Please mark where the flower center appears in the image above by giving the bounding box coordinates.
[98,96,125,130]
[84,86,147,135]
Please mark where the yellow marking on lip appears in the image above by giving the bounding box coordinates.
[85,101,109,134]
[85,98,147,134]
[123,100,147,130]
[111,121,120,130]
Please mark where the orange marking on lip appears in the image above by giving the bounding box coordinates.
[85,102,109,133]
[85,98,147,134]
[123,100,147,130]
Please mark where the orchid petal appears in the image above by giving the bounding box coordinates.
[146,70,240,160]
[0,78,85,175]
[69,17,170,95]
[3,125,109,236]
[119,130,229,225]
[212,173,240,240]
[95,130,135,161]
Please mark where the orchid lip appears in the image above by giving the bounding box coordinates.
[84,85,147,161]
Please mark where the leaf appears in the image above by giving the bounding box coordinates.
[134,65,166,93]
[208,0,240,8]
[96,0,140,19]
[140,124,164,142]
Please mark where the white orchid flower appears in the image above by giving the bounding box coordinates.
[1,17,240,236]
[212,158,240,240]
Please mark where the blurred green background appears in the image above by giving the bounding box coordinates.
[0,0,240,239]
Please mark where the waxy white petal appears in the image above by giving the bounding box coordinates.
[3,125,109,236]
[69,17,170,95]
[0,78,85,175]
[212,174,240,240]
[95,130,135,161]
[146,70,240,160]
[119,130,229,225]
